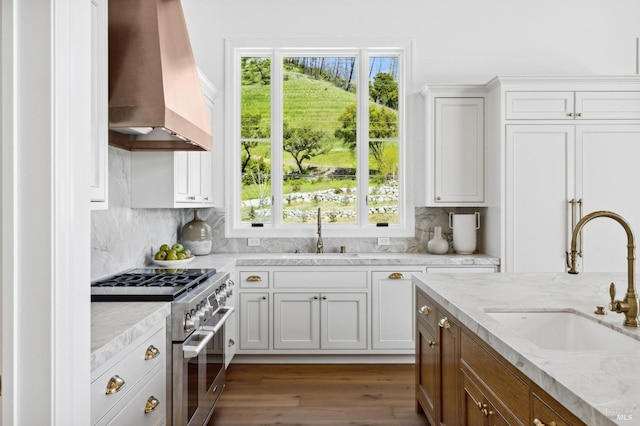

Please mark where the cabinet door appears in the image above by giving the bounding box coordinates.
[433,98,484,204]
[273,293,320,349]
[576,125,640,272]
[416,321,438,425]
[239,292,269,350]
[371,271,416,349]
[224,280,236,367]
[321,292,367,350]
[505,125,575,272]
[89,0,108,208]
[438,314,459,426]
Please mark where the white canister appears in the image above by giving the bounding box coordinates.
[449,212,480,254]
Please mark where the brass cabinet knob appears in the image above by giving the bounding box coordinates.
[247,275,262,282]
[144,396,160,414]
[388,272,404,279]
[567,112,574,117]
[144,345,160,360]
[576,112,583,117]
[533,419,556,426]
[227,279,235,287]
[105,375,125,394]
[228,338,235,347]
[419,305,430,316]
[428,340,436,348]
[313,296,319,300]
[261,296,267,300]
[438,317,451,329]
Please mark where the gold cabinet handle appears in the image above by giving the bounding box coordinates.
[419,305,431,316]
[144,345,160,360]
[533,419,556,426]
[481,403,494,416]
[247,275,262,282]
[576,112,583,117]
[388,272,404,279]
[227,279,235,287]
[313,296,319,300]
[261,296,267,300]
[438,317,451,329]
[228,338,235,347]
[567,112,574,117]
[105,375,125,394]
[428,340,436,348]
[144,396,160,414]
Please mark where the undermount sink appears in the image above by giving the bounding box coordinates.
[484,310,640,353]
[276,253,359,258]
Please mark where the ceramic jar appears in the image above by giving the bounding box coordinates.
[427,226,449,254]
[449,212,480,254]
[182,210,212,255]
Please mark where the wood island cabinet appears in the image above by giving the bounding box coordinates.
[415,286,586,426]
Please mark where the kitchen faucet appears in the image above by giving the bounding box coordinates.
[566,210,639,327]
[316,207,323,254]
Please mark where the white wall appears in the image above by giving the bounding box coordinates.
[184,0,640,88]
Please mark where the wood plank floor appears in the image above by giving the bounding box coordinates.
[208,364,429,425]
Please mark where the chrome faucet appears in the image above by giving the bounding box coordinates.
[566,210,639,327]
[316,207,323,254]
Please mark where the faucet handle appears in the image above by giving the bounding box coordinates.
[609,282,630,313]
[610,282,616,304]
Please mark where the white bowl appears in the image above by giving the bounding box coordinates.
[152,256,195,268]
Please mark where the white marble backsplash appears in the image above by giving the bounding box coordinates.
[91,146,485,280]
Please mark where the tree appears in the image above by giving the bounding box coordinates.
[241,113,269,173]
[242,57,271,86]
[370,73,398,109]
[334,102,398,169]
[283,121,329,174]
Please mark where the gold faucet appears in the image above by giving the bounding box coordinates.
[566,210,638,327]
[316,207,323,254]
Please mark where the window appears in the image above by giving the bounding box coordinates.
[226,39,413,238]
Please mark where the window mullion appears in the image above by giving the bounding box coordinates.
[271,50,284,227]
[357,50,370,226]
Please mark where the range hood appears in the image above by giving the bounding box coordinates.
[108,0,212,151]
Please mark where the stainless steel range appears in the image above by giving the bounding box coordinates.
[91,267,234,425]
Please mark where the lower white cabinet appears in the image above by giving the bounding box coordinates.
[371,270,418,349]
[238,292,269,350]
[91,324,166,425]
[274,292,367,350]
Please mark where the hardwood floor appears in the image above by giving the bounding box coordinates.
[208,364,428,425]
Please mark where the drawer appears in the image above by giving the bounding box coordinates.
[460,331,529,423]
[575,91,640,119]
[91,326,166,424]
[96,363,166,426]
[416,290,438,332]
[273,270,368,289]
[426,266,496,273]
[239,271,269,288]
[532,392,585,426]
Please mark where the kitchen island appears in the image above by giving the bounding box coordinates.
[413,272,640,426]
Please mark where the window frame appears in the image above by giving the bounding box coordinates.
[224,38,415,238]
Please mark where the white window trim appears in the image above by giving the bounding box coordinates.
[224,37,415,238]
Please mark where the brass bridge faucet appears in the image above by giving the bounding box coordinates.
[566,210,639,327]
[316,207,323,254]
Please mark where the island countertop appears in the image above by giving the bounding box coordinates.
[412,271,640,426]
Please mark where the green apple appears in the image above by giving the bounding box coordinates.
[166,250,178,261]
[171,243,184,253]
[177,252,187,260]
[159,243,171,252]
[154,250,167,261]
[182,248,191,258]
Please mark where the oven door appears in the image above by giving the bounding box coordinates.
[174,329,215,426]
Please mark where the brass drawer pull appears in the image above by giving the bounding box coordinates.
[438,317,451,329]
[428,340,436,348]
[533,419,556,426]
[246,275,262,282]
[228,338,235,347]
[144,396,160,414]
[144,345,160,360]
[105,375,125,394]
[388,272,404,279]
[419,305,431,316]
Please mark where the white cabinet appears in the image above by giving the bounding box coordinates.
[91,324,166,425]
[425,266,497,273]
[506,91,640,120]
[421,86,485,206]
[273,292,367,350]
[89,0,108,209]
[371,270,418,350]
[130,73,218,208]
[238,292,269,350]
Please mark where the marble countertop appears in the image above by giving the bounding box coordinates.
[412,272,640,426]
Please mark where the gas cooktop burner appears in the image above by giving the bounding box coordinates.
[91,267,217,301]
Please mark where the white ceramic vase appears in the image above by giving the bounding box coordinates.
[427,226,449,255]
[449,212,480,254]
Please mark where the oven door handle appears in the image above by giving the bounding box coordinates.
[201,306,235,335]
[182,330,214,359]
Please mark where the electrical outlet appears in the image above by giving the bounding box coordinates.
[377,237,390,246]
[247,237,261,247]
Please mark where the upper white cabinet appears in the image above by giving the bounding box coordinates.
[90,0,108,209]
[486,76,640,273]
[130,72,218,208]
[421,86,486,206]
[506,91,640,120]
